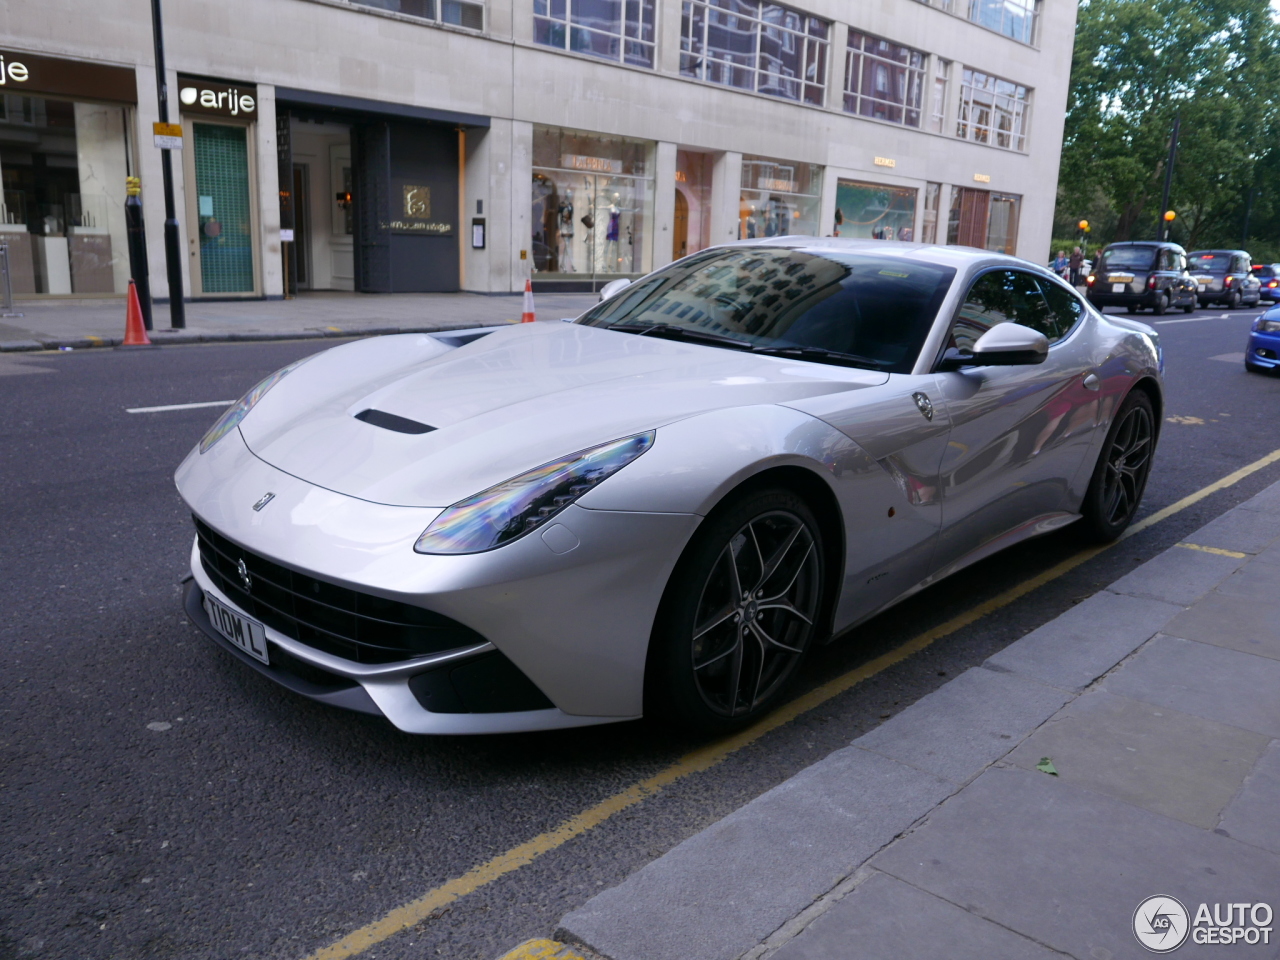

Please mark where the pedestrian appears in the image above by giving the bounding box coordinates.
[1069,246,1085,286]
[1052,249,1069,279]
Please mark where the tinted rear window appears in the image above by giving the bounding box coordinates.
[1100,247,1159,271]
[577,247,956,373]
[1189,253,1231,272]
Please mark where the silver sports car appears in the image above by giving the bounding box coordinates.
[177,239,1162,735]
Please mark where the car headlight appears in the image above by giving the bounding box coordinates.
[414,432,655,555]
[199,358,310,454]
[1261,319,1280,333]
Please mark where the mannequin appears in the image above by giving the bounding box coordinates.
[605,193,621,272]
[558,189,575,273]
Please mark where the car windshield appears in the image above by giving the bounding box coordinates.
[1099,247,1158,271]
[1188,253,1229,272]
[577,247,956,373]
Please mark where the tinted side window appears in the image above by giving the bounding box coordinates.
[1162,249,1179,271]
[1036,278,1084,342]
[950,270,1056,353]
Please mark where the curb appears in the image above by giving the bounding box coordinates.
[0,321,512,353]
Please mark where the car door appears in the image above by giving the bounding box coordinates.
[931,268,1100,576]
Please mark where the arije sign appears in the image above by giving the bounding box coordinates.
[178,76,257,119]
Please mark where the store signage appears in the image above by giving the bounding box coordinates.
[153,122,183,150]
[873,157,896,168]
[757,177,798,193]
[974,173,992,183]
[0,49,136,102]
[562,154,623,174]
[178,76,257,118]
[387,182,453,235]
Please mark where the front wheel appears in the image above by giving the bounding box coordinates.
[646,488,825,733]
[1078,390,1156,542]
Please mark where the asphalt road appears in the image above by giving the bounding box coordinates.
[2,304,1278,960]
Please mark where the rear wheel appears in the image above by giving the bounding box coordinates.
[1152,292,1168,316]
[1126,305,1138,314]
[1078,390,1156,542]
[1227,289,1241,309]
[646,488,824,733]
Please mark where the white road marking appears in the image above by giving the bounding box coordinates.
[1210,352,1247,363]
[126,400,233,414]
[1154,314,1254,325]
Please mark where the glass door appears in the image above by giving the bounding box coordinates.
[186,121,259,295]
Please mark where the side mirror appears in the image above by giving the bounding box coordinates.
[939,322,1049,370]
[598,277,632,302]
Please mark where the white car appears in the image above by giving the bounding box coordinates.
[177,239,1163,735]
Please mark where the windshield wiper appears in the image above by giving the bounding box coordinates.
[607,322,754,350]
[748,344,890,370]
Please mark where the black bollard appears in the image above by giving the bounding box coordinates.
[124,176,154,331]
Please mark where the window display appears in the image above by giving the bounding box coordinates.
[833,180,917,241]
[674,150,712,260]
[0,95,132,295]
[739,156,821,240]
[531,126,654,280]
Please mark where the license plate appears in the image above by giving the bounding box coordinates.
[1195,276,1215,285]
[205,593,269,664]
[1109,273,1134,283]
[1112,283,1126,293]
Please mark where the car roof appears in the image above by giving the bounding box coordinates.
[1189,249,1248,256]
[723,236,1047,274]
[1104,241,1183,250]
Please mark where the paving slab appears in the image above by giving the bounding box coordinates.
[1102,635,1280,738]
[871,766,1280,960]
[1212,553,1280,600]
[1217,738,1280,855]
[852,667,1071,783]
[985,591,1181,691]
[557,748,956,960]
[1183,507,1280,555]
[769,871,1064,960]
[1006,690,1270,829]
[1162,590,1280,661]
[1238,481,1280,516]
[1106,544,1246,605]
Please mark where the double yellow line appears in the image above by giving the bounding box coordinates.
[305,446,1280,960]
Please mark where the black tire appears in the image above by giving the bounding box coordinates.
[646,487,825,733]
[1152,292,1168,316]
[1226,289,1241,309]
[1126,305,1138,314]
[1182,300,1195,313]
[1078,390,1156,542]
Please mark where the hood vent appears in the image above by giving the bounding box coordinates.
[354,409,436,435]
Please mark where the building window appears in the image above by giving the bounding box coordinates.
[929,58,950,133]
[842,32,925,127]
[834,180,917,240]
[739,155,822,237]
[956,68,1030,151]
[681,0,829,105]
[534,0,656,67]
[968,0,1038,43]
[351,0,485,30]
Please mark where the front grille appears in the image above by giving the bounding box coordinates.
[195,517,487,664]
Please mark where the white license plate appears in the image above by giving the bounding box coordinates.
[205,593,269,664]
[1112,283,1127,293]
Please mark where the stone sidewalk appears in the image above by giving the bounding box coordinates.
[555,482,1280,960]
[0,290,599,352]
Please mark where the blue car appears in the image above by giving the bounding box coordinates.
[1246,307,1280,372]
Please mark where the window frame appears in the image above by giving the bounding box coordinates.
[842,31,928,128]
[534,0,657,67]
[348,0,485,31]
[956,67,1031,151]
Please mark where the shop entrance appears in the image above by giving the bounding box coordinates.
[185,121,258,296]
[946,187,1021,254]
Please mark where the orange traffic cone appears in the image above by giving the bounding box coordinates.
[521,279,536,323]
[121,280,153,347]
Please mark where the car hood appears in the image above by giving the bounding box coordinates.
[237,323,887,507]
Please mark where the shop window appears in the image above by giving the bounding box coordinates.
[967,0,1038,44]
[0,94,132,296]
[985,192,1020,254]
[674,150,712,260]
[534,0,656,68]
[531,126,654,281]
[929,59,950,133]
[350,0,484,31]
[843,32,926,128]
[956,68,1030,151]
[739,155,822,239]
[833,180,917,240]
[681,0,829,106]
[921,183,942,244]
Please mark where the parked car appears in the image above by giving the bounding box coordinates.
[177,240,1164,734]
[1187,250,1262,308]
[1250,263,1280,302]
[1086,242,1197,314]
[1246,306,1280,373]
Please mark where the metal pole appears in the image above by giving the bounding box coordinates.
[1157,113,1180,242]
[124,177,153,330]
[150,0,186,329]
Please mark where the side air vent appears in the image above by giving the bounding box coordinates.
[354,409,436,435]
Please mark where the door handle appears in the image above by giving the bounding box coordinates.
[1082,372,1100,391]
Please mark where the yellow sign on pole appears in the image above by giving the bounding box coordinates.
[153,122,183,150]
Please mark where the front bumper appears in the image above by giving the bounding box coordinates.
[1247,331,1280,370]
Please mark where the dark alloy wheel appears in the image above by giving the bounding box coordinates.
[647,488,824,733]
[1078,390,1156,541]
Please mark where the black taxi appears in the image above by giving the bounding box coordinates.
[1086,241,1197,315]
